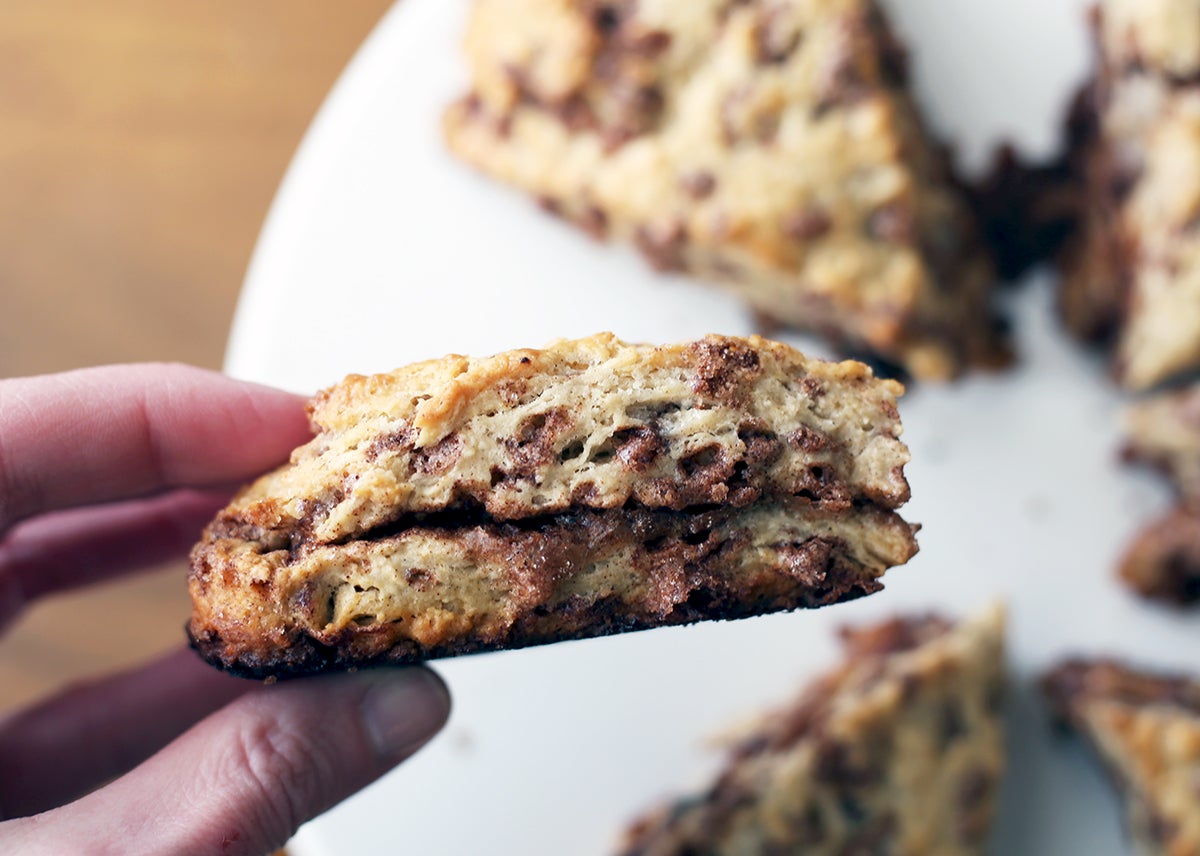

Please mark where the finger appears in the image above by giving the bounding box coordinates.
[5,668,450,855]
[0,648,251,819]
[0,489,230,631]
[0,364,311,533]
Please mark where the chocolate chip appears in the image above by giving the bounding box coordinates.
[794,802,827,845]
[502,408,575,478]
[955,768,993,816]
[957,765,995,841]
[404,568,436,591]
[614,425,665,472]
[579,205,610,240]
[778,538,835,587]
[784,207,833,241]
[680,444,722,477]
[814,741,876,788]
[537,195,563,217]
[814,23,873,115]
[1146,813,1181,847]
[737,423,782,465]
[411,433,464,476]
[754,6,801,64]
[800,376,826,398]
[680,170,717,200]
[866,202,916,244]
[634,220,687,272]
[939,701,966,746]
[787,425,829,453]
[796,464,852,507]
[691,337,762,402]
[365,424,416,462]
[630,29,672,56]
[592,4,622,34]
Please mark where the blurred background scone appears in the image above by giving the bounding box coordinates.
[445,0,1007,380]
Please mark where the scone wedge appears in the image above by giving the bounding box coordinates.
[618,607,1006,856]
[188,334,918,678]
[1060,0,1200,389]
[1043,659,1200,856]
[444,0,1004,380]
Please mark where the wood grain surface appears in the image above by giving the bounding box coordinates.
[0,1,391,717]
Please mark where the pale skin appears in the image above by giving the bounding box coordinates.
[0,364,451,855]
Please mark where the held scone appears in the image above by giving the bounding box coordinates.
[443,0,1004,380]
[189,334,918,678]
[1043,659,1200,856]
[617,607,1006,856]
[1060,0,1200,389]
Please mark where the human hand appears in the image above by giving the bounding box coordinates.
[0,364,450,855]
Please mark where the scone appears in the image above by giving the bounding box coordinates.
[443,0,1004,380]
[1118,507,1200,605]
[1043,659,1200,856]
[616,607,1006,856]
[1124,384,1200,503]
[188,334,918,678]
[1060,0,1200,389]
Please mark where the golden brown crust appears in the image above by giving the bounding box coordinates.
[188,335,917,678]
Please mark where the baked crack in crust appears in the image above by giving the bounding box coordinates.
[188,334,917,677]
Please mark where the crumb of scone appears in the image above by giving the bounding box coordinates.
[188,334,918,678]
[617,606,1006,856]
[443,0,1005,380]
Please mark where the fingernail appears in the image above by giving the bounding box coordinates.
[359,668,451,759]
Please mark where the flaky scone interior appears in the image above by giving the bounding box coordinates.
[189,334,918,677]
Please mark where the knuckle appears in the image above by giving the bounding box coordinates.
[225,715,327,847]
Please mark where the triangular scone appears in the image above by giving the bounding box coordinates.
[189,335,918,677]
[618,607,1005,856]
[1059,0,1200,389]
[1043,659,1200,856]
[444,0,1004,380]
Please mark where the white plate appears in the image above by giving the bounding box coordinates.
[226,2,1196,854]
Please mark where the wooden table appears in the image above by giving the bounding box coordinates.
[0,1,391,714]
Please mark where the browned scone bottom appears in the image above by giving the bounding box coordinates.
[617,607,1006,856]
[188,335,916,678]
[1042,658,1200,856]
[190,500,917,679]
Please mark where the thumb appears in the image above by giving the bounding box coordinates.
[5,667,450,856]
